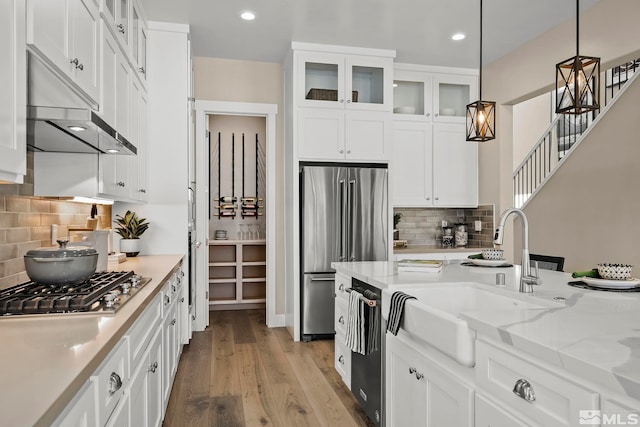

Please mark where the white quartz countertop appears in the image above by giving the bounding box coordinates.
[332,260,640,402]
[0,254,184,427]
[393,245,483,254]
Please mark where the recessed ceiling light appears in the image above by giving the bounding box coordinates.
[240,11,256,21]
[67,125,86,132]
[451,33,466,41]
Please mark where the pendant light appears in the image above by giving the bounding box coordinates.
[466,0,496,142]
[555,0,600,114]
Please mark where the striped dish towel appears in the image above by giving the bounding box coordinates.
[386,291,416,335]
[345,288,364,354]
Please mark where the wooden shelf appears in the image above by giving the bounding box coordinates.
[208,240,266,308]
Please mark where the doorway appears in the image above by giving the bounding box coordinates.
[194,101,278,331]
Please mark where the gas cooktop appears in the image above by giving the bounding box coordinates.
[0,271,151,316]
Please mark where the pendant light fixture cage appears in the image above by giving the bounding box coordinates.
[466,0,496,142]
[555,0,600,114]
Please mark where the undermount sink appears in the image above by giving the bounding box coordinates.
[382,283,561,367]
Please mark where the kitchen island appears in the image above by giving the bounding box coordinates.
[0,254,184,427]
[333,260,640,425]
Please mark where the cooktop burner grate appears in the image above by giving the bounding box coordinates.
[0,271,137,315]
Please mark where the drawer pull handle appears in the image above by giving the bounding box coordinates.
[108,372,123,394]
[338,355,344,364]
[513,378,536,403]
[338,315,344,324]
[415,372,424,381]
[409,367,416,374]
[148,361,158,373]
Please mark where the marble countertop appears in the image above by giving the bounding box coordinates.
[0,254,184,427]
[332,260,640,402]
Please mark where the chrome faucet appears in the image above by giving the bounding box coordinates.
[494,208,542,293]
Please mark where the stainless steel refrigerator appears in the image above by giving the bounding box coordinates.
[300,163,388,341]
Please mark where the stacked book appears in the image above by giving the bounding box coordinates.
[397,259,443,273]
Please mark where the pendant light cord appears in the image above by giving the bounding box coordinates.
[576,0,579,56]
[479,0,483,100]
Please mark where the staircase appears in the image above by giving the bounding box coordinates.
[513,59,640,209]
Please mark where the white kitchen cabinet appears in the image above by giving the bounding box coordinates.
[0,0,26,184]
[392,121,477,207]
[297,51,392,112]
[129,328,162,427]
[27,0,100,103]
[292,43,395,162]
[105,392,129,427]
[475,338,599,427]
[386,332,474,427]
[161,269,184,412]
[128,75,148,200]
[432,124,478,206]
[393,66,477,124]
[475,393,530,427]
[52,381,98,427]
[297,108,390,161]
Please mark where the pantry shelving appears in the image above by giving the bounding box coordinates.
[208,239,266,309]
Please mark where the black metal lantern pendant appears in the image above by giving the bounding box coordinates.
[466,0,496,142]
[555,0,600,114]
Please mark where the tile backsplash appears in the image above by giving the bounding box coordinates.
[394,205,495,248]
[0,153,111,288]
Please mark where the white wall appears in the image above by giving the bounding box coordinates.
[512,92,551,170]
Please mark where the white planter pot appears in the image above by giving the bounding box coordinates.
[119,239,141,257]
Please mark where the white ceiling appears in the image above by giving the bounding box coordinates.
[139,0,599,68]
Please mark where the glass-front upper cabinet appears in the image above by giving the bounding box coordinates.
[100,0,129,48]
[131,0,147,82]
[393,67,477,123]
[432,74,477,123]
[298,52,392,111]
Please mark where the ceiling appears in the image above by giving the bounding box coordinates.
[139,0,599,68]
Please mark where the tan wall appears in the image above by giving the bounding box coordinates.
[479,0,640,262]
[193,57,285,314]
[0,153,111,289]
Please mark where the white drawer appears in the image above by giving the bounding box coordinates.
[475,393,531,427]
[335,273,350,303]
[335,297,348,339]
[476,339,599,426]
[127,293,161,372]
[334,338,351,388]
[92,338,129,426]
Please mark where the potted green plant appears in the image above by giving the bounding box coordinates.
[114,210,150,257]
[393,212,402,240]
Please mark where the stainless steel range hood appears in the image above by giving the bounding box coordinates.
[27,106,136,155]
[27,52,136,156]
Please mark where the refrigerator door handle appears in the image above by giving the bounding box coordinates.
[310,277,335,282]
[348,179,356,261]
[339,179,347,261]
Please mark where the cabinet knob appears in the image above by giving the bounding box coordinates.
[338,284,345,291]
[117,24,126,34]
[70,58,79,66]
[148,362,157,373]
[181,297,185,303]
[415,372,424,380]
[409,367,416,374]
[164,295,170,305]
[171,319,176,326]
[139,189,146,193]
[339,150,344,154]
[338,315,344,324]
[117,181,126,187]
[426,197,431,200]
[434,113,439,117]
[340,99,345,103]
[139,66,146,74]
[346,99,351,103]
[338,355,344,364]
[513,379,536,402]
[108,372,123,394]
[346,150,351,154]
[426,113,430,117]
[435,197,439,201]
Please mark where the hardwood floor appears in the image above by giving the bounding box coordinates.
[163,309,375,427]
